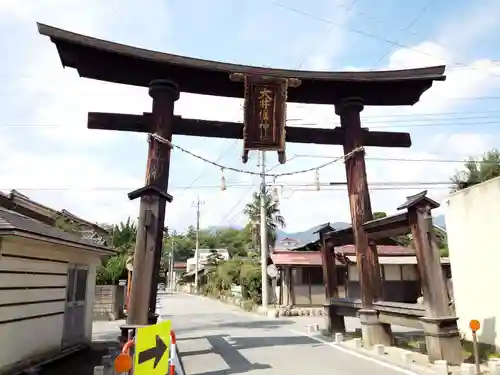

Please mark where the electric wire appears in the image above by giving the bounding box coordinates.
[265,0,500,77]
[373,0,437,67]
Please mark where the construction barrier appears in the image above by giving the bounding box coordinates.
[169,331,177,375]
[111,324,185,375]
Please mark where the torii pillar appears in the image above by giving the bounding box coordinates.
[335,97,392,346]
[126,79,179,326]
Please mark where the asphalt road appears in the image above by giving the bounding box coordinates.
[159,293,417,375]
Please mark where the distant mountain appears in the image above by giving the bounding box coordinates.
[276,214,446,246]
[276,222,350,246]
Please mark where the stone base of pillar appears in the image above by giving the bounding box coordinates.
[420,316,462,365]
[323,303,346,333]
[358,309,392,347]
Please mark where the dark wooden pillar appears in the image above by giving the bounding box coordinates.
[319,229,346,333]
[407,198,462,364]
[335,97,391,346]
[319,229,338,300]
[335,97,382,306]
[127,80,179,326]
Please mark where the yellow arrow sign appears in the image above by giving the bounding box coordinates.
[134,320,171,375]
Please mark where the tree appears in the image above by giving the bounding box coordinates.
[451,149,500,192]
[206,249,224,266]
[243,190,286,250]
[111,217,137,254]
[96,253,127,285]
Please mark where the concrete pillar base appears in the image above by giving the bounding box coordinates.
[420,316,462,365]
[323,303,346,333]
[358,309,392,348]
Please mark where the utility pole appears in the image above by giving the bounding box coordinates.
[192,197,204,292]
[169,238,175,290]
[259,151,269,311]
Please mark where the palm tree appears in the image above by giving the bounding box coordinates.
[451,149,500,192]
[243,190,286,250]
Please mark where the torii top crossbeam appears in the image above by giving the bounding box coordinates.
[37,23,445,106]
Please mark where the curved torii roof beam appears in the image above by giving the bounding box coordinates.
[37,23,445,106]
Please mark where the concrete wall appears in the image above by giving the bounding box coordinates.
[93,285,125,321]
[0,236,101,373]
[445,177,500,348]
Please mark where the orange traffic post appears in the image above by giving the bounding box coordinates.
[114,353,133,373]
[469,319,480,332]
[114,339,134,373]
[169,330,177,375]
[469,319,481,375]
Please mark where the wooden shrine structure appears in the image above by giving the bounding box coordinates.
[323,191,462,364]
[37,23,457,361]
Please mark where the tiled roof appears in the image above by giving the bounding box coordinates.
[270,251,348,266]
[270,250,448,267]
[0,207,114,253]
[336,244,415,256]
[270,244,415,267]
[270,251,324,266]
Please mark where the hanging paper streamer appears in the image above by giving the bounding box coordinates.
[220,168,227,191]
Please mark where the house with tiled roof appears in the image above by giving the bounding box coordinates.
[0,206,115,373]
[0,190,111,246]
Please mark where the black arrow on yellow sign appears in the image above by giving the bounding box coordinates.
[138,335,167,368]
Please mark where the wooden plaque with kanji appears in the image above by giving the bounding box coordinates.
[242,75,287,163]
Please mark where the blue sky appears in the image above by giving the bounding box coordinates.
[1,0,500,232]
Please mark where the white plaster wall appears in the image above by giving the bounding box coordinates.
[445,177,500,347]
[310,285,324,305]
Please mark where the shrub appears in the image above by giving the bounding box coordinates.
[240,262,262,304]
[96,254,127,285]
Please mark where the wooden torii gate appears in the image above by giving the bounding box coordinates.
[38,23,445,345]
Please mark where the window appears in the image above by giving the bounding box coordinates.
[75,267,88,302]
[402,265,417,280]
[309,267,324,285]
[384,265,402,281]
[291,268,304,284]
[348,265,359,281]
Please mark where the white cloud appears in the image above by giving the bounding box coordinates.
[300,0,356,70]
[1,1,500,235]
